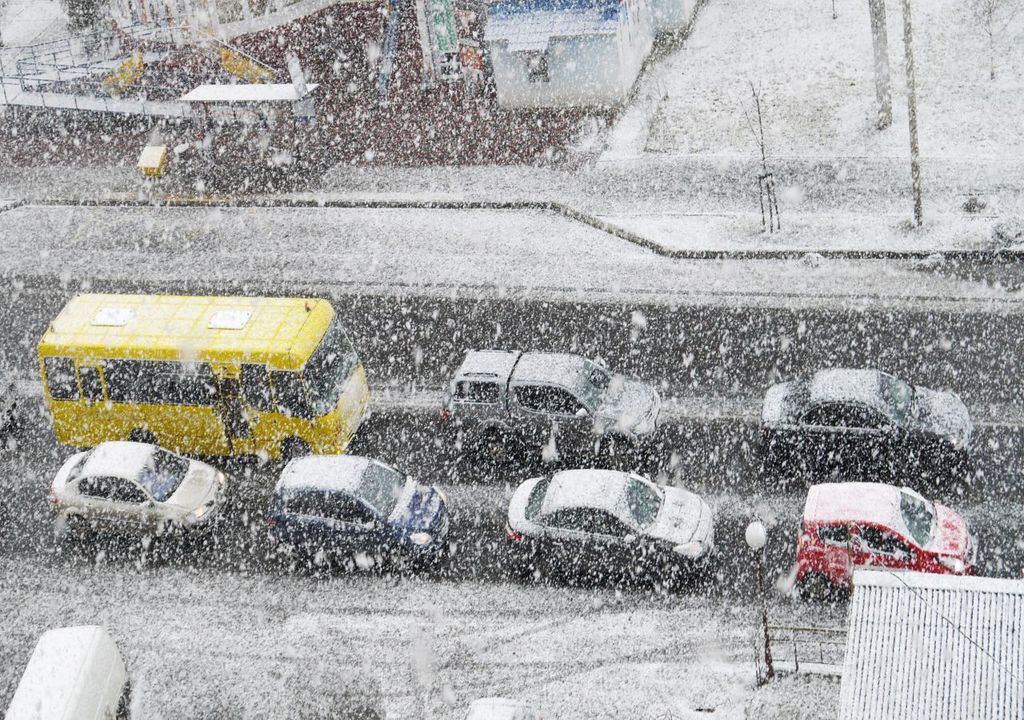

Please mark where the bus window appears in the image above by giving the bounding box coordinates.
[79,366,105,402]
[271,371,312,419]
[241,364,275,413]
[105,360,217,406]
[44,357,80,401]
[303,320,359,416]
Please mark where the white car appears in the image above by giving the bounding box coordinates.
[465,698,540,720]
[506,469,715,586]
[49,441,228,538]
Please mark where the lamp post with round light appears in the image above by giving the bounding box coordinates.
[746,520,775,684]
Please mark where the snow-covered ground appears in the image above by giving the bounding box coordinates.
[0,554,842,719]
[641,0,1024,160]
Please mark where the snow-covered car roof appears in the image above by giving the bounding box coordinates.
[803,482,902,527]
[276,455,373,494]
[763,369,892,426]
[486,2,619,54]
[808,369,886,412]
[540,469,630,518]
[456,350,521,380]
[80,441,154,480]
[512,352,588,387]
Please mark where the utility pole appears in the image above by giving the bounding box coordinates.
[867,0,892,129]
[902,0,923,227]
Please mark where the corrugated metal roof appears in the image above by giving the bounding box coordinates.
[840,570,1024,720]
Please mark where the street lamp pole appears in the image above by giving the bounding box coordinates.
[746,521,774,684]
[901,0,923,227]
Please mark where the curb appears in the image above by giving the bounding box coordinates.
[25,195,1024,263]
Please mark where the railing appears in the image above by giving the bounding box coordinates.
[767,624,847,674]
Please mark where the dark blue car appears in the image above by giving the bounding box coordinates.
[267,455,450,567]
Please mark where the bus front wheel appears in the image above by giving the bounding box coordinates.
[281,438,311,463]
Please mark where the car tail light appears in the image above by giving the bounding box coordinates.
[47,487,60,506]
[440,408,451,422]
[505,523,523,542]
[266,516,277,529]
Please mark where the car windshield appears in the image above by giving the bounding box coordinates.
[356,462,405,518]
[574,360,612,411]
[136,448,190,502]
[303,318,359,417]
[899,490,935,547]
[624,477,662,529]
[879,374,915,425]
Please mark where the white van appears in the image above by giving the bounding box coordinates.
[5,626,130,720]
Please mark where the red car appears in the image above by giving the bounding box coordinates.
[796,482,977,597]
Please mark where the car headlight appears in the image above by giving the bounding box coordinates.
[190,505,210,522]
[938,555,966,574]
[409,531,433,546]
[673,542,705,559]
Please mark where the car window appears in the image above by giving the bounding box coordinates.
[514,385,584,416]
[322,493,376,524]
[543,508,588,532]
[284,490,326,517]
[525,477,551,520]
[271,371,313,419]
[77,476,115,500]
[587,510,632,538]
[801,403,886,429]
[817,524,849,546]
[860,527,911,557]
[109,479,149,505]
[624,478,661,528]
[241,363,276,413]
[136,449,190,502]
[453,380,500,404]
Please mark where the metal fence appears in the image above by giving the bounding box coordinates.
[767,624,846,674]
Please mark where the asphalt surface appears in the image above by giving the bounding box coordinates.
[3,203,1024,718]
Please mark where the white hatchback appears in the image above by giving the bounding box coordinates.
[49,441,228,538]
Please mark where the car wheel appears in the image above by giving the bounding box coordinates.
[797,572,845,602]
[58,514,90,546]
[476,428,518,467]
[128,428,157,445]
[281,437,311,463]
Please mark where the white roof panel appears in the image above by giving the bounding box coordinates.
[808,369,884,411]
[841,571,1024,720]
[181,83,318,104]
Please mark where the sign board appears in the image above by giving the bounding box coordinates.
[430,0,459,55]
[103,50,145,96]
[220,47,273,84]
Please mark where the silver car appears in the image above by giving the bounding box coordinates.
[441,350,661,464]
[48,441,228,539]
[505,469,715,587]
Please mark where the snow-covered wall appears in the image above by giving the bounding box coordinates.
[486,0,654,109]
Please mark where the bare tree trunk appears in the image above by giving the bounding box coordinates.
[901,0,923,227]
[989,29,996,79]
[869,0,892,129]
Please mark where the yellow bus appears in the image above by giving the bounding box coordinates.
[38,294,370,459]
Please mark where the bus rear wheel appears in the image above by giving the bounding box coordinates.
[128,428,157,446]
[281,438,311,463]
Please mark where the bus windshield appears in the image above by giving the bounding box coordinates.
[303,319,359,416]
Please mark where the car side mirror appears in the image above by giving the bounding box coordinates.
[575,407,589,418]
[623,534,637,543]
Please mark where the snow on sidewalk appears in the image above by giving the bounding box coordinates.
[643,0,1024,160]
